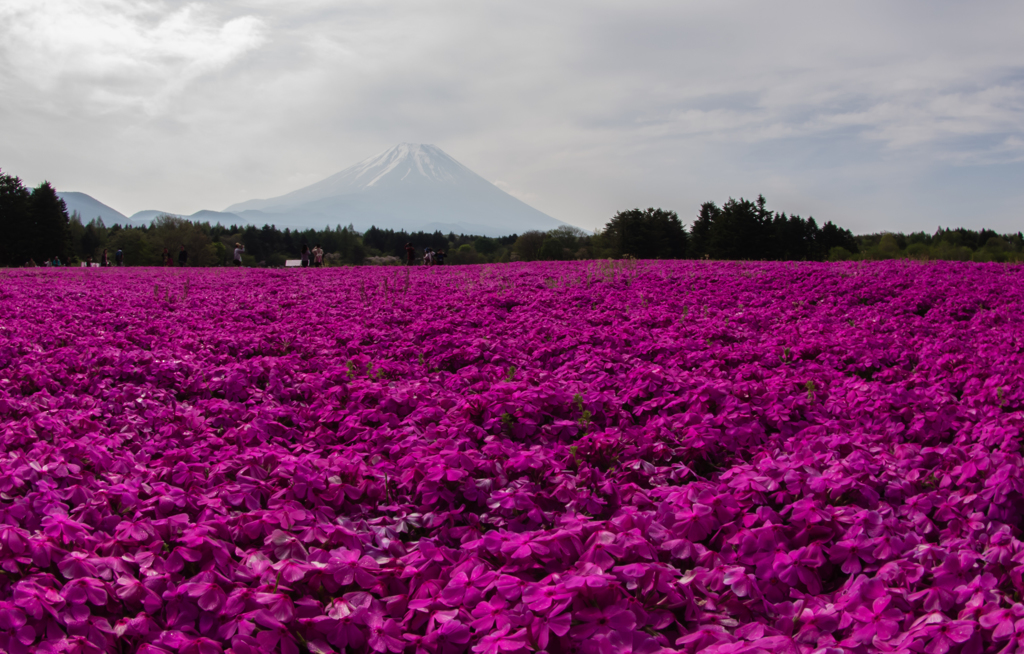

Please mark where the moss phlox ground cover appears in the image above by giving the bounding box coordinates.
[0,261,1022,654]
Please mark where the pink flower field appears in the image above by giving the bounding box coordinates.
[1,260,1023,654]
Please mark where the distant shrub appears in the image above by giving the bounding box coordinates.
[906,243,930,260]
[828,246,852,261]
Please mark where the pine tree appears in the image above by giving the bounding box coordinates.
[29,182,71,263]
[0,170,31,266]
[688,202,719,259]
[604,208,687,259]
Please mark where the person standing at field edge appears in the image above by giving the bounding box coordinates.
[301,244,310,268]
[115,249,124,266]
[233,243,244,267]
[313,244,324,267]
[405,243,416,265]
[178,245,188,267]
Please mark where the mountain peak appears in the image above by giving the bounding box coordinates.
[348,143,468,188]
[223,144,569,236]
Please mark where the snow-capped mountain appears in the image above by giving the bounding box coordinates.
[225,144,568,236]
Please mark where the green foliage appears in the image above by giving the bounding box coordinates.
[448,244,484,265]
[0,174,72,266]
[687,195,857,261]
[512,231,546,261]
[0,170,32,266]
[604,208,687,259]
[148,215,218,267]
[473,237,499,255]
[501,412,516,432]
[829,246,853,261]
[107,229,153,266]
[853,228,1024,262]
[30,182,72,263]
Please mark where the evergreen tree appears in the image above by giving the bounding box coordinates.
[604,208,688,259]
[80,218,107,260]
[818,220,858,255]
[0,170,31,266]
[29,182,72,263]
[688,202,719,259]
[707,198,765,260]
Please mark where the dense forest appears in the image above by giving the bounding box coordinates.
[2,168,1021,266]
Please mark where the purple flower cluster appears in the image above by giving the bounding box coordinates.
[1,260,1023,654]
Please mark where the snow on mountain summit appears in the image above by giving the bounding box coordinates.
[229,144,489,211]
[224,144,568,236]
[351,143,468,187]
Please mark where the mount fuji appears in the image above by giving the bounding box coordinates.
[225,144,568,236]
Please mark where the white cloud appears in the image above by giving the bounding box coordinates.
[0,0,266,113]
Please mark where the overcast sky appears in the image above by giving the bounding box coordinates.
[1,0,1022,233]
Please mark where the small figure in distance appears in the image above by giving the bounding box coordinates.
[101,249,110,267]
[313,243,324,268]
[86,256,93,268]
[26,258,37,267]
[115,248,124,267]
[162,248,172,267]
[434,249,446,265]
[233,243,244,267]
[52,256,62,267]
[178,245,188,267]
[301,244,310,268]
[423,247,434,266]
[405,242,416,266]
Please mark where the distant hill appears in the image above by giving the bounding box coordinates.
[127,209,248,226]
[225,143,568,237]
[58,192,128,224]
[57,193,249,228]
[128,209,185,224]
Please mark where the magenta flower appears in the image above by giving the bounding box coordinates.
[850,595,903,644]
[439,563,496,607]
[529,610,571,650]
[580,531,626,570]
[41,513,92,545]
[571,603,636,639]
[471,625,528,654]
[774,544,825,595]
[186,582,226,612]
[522,583,573,613]
[327,547,381,588]
[794,605,840,644]
[61,577,108,606]
[470,596,511,631]
[912,615,975,654]
[114,576,163,613]
[320,598,367,650]
[829,535,876,575]
[366,611,405,653]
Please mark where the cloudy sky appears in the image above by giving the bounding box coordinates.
[1,0,1022,233]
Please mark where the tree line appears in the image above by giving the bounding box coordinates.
[3,168,1020,266]
[853,229,1024,263]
